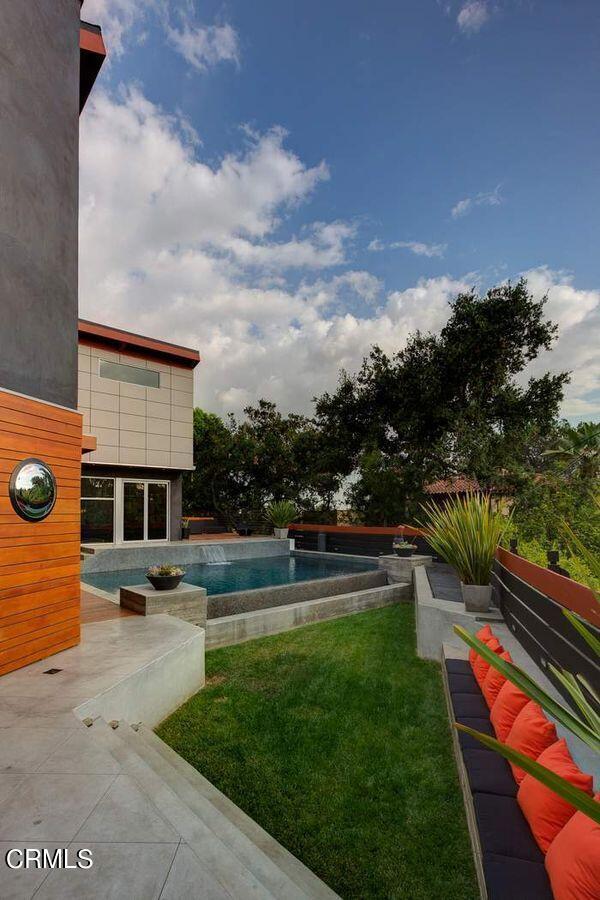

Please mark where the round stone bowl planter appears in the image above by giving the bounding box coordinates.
[146,573,185,592]
[461,583,492,612]
[393,547,415,558]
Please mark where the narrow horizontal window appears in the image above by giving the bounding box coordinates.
[99,360,160,388]
[81,476,114,499]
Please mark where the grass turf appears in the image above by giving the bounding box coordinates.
[157,605,478,899]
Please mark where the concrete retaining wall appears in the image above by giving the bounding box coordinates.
[74,615,205,727]
[82,537,290,573]
[207,569,387,618]
[206,582,411,649]
[414,566,501,660]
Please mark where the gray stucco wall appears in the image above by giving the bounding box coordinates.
[0,1,80,408]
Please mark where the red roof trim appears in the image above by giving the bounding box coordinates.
[78,320,200,369]
[80,25,106,56]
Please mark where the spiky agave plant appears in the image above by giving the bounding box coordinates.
[265,499,297,529]
[419,493,510,585]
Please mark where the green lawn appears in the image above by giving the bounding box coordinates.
[157,605,478,899]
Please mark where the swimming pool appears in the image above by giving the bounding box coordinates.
[83,553,377,596]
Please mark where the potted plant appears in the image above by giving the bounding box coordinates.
[419,494,510,612]
[392,537,417,557]
[265,500,297,539]
[181,517,190,540]
[146,564,185,591]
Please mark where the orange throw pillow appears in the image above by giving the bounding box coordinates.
[545,796,600,900]
[481,650,512,709]
[469,624,494,666]
[490,679,531,741]
[472,636,503,688]
[505,701,558,783]
[517,739,594,853]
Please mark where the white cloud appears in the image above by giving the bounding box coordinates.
[520,267,600,419]
[166,21,240,72]
[79,87,599,423]
[457,1,491,33]
[82,1,239,74]
[221,221,352,271]
[369,238,447,258]
[451,185,502,218]
[81,0,144,57]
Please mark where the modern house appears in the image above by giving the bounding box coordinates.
[78,320,199,544]
[0,1,200,680]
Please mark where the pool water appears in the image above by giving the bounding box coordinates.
[83,553,377,596]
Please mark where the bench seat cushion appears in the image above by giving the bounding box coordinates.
[473,793,544,863]
[451,692,490,719]
[456,716,495,752]
[482,853,553,900]
[462,748,518,797]
[447,671,481,695]
[445,658,472,676]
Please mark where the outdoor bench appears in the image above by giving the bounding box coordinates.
[441,646,553,900]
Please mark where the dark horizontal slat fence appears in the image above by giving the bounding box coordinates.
[492,553,599,711]
[289,524,437,559]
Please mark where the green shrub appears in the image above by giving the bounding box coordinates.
[265,499,297,528]
[420,494,510,585]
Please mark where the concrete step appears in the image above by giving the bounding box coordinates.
[93,718,280,898]
[137,725,338,900]
[207,581,411,649]
[113,721,335,899]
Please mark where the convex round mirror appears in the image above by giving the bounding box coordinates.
[9,458,57,521]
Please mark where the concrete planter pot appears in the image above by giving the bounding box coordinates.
[146,574,184,592]
[461,582,492,612]
[273,527,289,540]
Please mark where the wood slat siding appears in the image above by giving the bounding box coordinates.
[0,390,82,676]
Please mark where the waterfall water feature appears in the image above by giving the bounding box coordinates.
[203,544,231,565]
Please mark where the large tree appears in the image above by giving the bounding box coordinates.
[183,401,341,524]
[315,278,569,520]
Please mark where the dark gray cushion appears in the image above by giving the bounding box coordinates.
[445,658,472,676]
[483,853,553,900]
[451,692,490,719]
[447,671,481,695]
[473,794,544,863]
[462,748,517,797]
[456,716,494,751]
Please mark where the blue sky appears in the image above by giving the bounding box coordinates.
[80,0,600,420]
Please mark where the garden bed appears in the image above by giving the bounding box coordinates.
[157,605,478,898]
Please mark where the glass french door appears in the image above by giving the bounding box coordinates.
[122,480,168,542]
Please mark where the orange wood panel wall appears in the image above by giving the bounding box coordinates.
[0,389,82,676]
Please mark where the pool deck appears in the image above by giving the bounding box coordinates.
[81,588,138,624]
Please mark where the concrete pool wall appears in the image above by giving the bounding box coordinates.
[207,568,387,618]
[81,537,290,574]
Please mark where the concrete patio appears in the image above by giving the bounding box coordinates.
[0,614,337,899]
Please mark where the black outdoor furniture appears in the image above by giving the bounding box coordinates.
[442,654,553,900]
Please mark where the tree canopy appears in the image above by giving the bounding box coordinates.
[315,278,569,520]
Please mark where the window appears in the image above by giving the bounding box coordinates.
[99,359,160,388]
[122,480,169,542]
[81,477,114,543]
